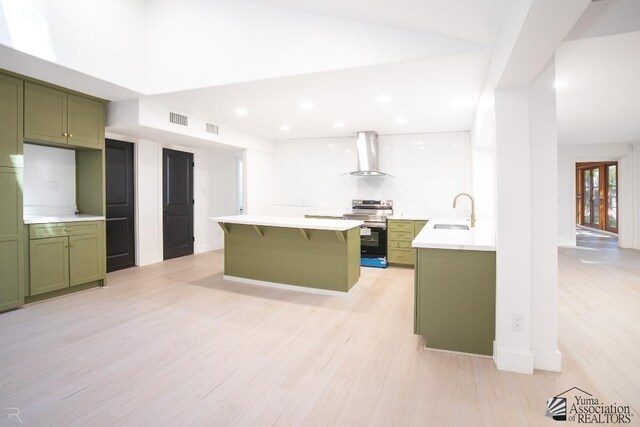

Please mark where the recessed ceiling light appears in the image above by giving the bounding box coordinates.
[396,117,407,124]
[280,124,290,131]
[235,107,248,116]
[333,121,345,128]
[300,101,314,110]
[377,94,391,104]
[554,80,568,89]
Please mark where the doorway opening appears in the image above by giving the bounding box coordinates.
[576,161,618,234]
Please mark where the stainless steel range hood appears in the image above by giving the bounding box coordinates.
[349,131,389,176]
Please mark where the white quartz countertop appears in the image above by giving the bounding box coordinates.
[24,214,106,225]
[211,215,363,231]
[412,217,495,251]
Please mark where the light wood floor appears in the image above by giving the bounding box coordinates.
[0,238,638,426]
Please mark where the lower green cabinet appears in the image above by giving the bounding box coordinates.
[30,237,69,295]
[69,233,102,286]
[28,221,105,297]
[388,219,428,267]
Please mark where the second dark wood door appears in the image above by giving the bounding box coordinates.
[163,148,194,260]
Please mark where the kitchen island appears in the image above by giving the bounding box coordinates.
[211,215,363,294]
[412,218,496,356]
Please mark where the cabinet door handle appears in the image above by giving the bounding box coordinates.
[69,134,73,138]
[64,228,73,232]
[70,242,74,248]
[63,132,69,137]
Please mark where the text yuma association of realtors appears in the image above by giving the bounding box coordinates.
[569,395,633,424]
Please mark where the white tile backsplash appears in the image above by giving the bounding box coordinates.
[23,144,77,215]
[272,132,472,218]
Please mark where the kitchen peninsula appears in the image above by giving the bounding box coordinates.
[412,218,496,356]
[211,215,363,294]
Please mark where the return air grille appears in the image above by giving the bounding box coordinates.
[206,123,219,135]
[169,112,189,126]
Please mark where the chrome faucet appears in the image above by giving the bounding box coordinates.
[453,193,476,228]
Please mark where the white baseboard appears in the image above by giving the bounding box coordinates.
[494,347,534,374]
[138,256,163,267]
[195,242,223,254]
[223,275,359,296]
[557,239,576,248]
[533,348,562,372]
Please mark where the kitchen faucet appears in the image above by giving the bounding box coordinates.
[453,193,476,228]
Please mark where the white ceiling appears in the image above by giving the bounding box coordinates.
[556,31,640,146]
[234,0,509,45]
[148,53,491,139]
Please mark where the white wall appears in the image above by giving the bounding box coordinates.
[23,144,76,215]
[558,142,640,249]
[120,135,241,267]
[243,149,275,215]
[135,139,162,266]
[270,132,471,218]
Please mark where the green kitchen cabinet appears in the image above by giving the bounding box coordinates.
[0,71,24,312]
[414,248,496,356]
[24,82,104,149]
[0,74,24,168]
[69,233,102,286]
[29,236,70,296]
[0,167,23,311]
[388,219,428,267]
[27,221,105,297]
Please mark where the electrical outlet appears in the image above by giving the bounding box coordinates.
[512,314,523,331]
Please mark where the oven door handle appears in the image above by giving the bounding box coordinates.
[362,224,387,230]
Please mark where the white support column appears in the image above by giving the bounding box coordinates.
[529,61,561,371]
[494,89,534,374]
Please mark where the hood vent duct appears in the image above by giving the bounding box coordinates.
[349,131,389,176]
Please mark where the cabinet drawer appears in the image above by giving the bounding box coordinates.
[388,248,415,265]
[388,240,413,249]
[388,230,414,241]
[415,220,428,234]
[30,221,101,239]
[388,220,414,232]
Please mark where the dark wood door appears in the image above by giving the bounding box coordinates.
[106,139,136,272]
[163,148,194,260]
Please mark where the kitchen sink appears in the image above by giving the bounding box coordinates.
[434,224,469,230]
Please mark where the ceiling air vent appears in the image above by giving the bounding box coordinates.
[169,112,189,126]
[206,123,219,135]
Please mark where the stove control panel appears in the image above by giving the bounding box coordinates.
[352,199,393,208]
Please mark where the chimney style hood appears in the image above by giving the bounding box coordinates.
[349,131,389,176]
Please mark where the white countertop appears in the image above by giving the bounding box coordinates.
[211,215,364,231]
[24,214,106,225]
[412,217,495,251]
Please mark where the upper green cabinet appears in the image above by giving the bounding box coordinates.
[0,74,23,167]
[24,82,104,149]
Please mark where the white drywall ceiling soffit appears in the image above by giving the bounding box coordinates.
[146,52,491,139]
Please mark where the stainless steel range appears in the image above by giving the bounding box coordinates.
[343,200,393,268]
